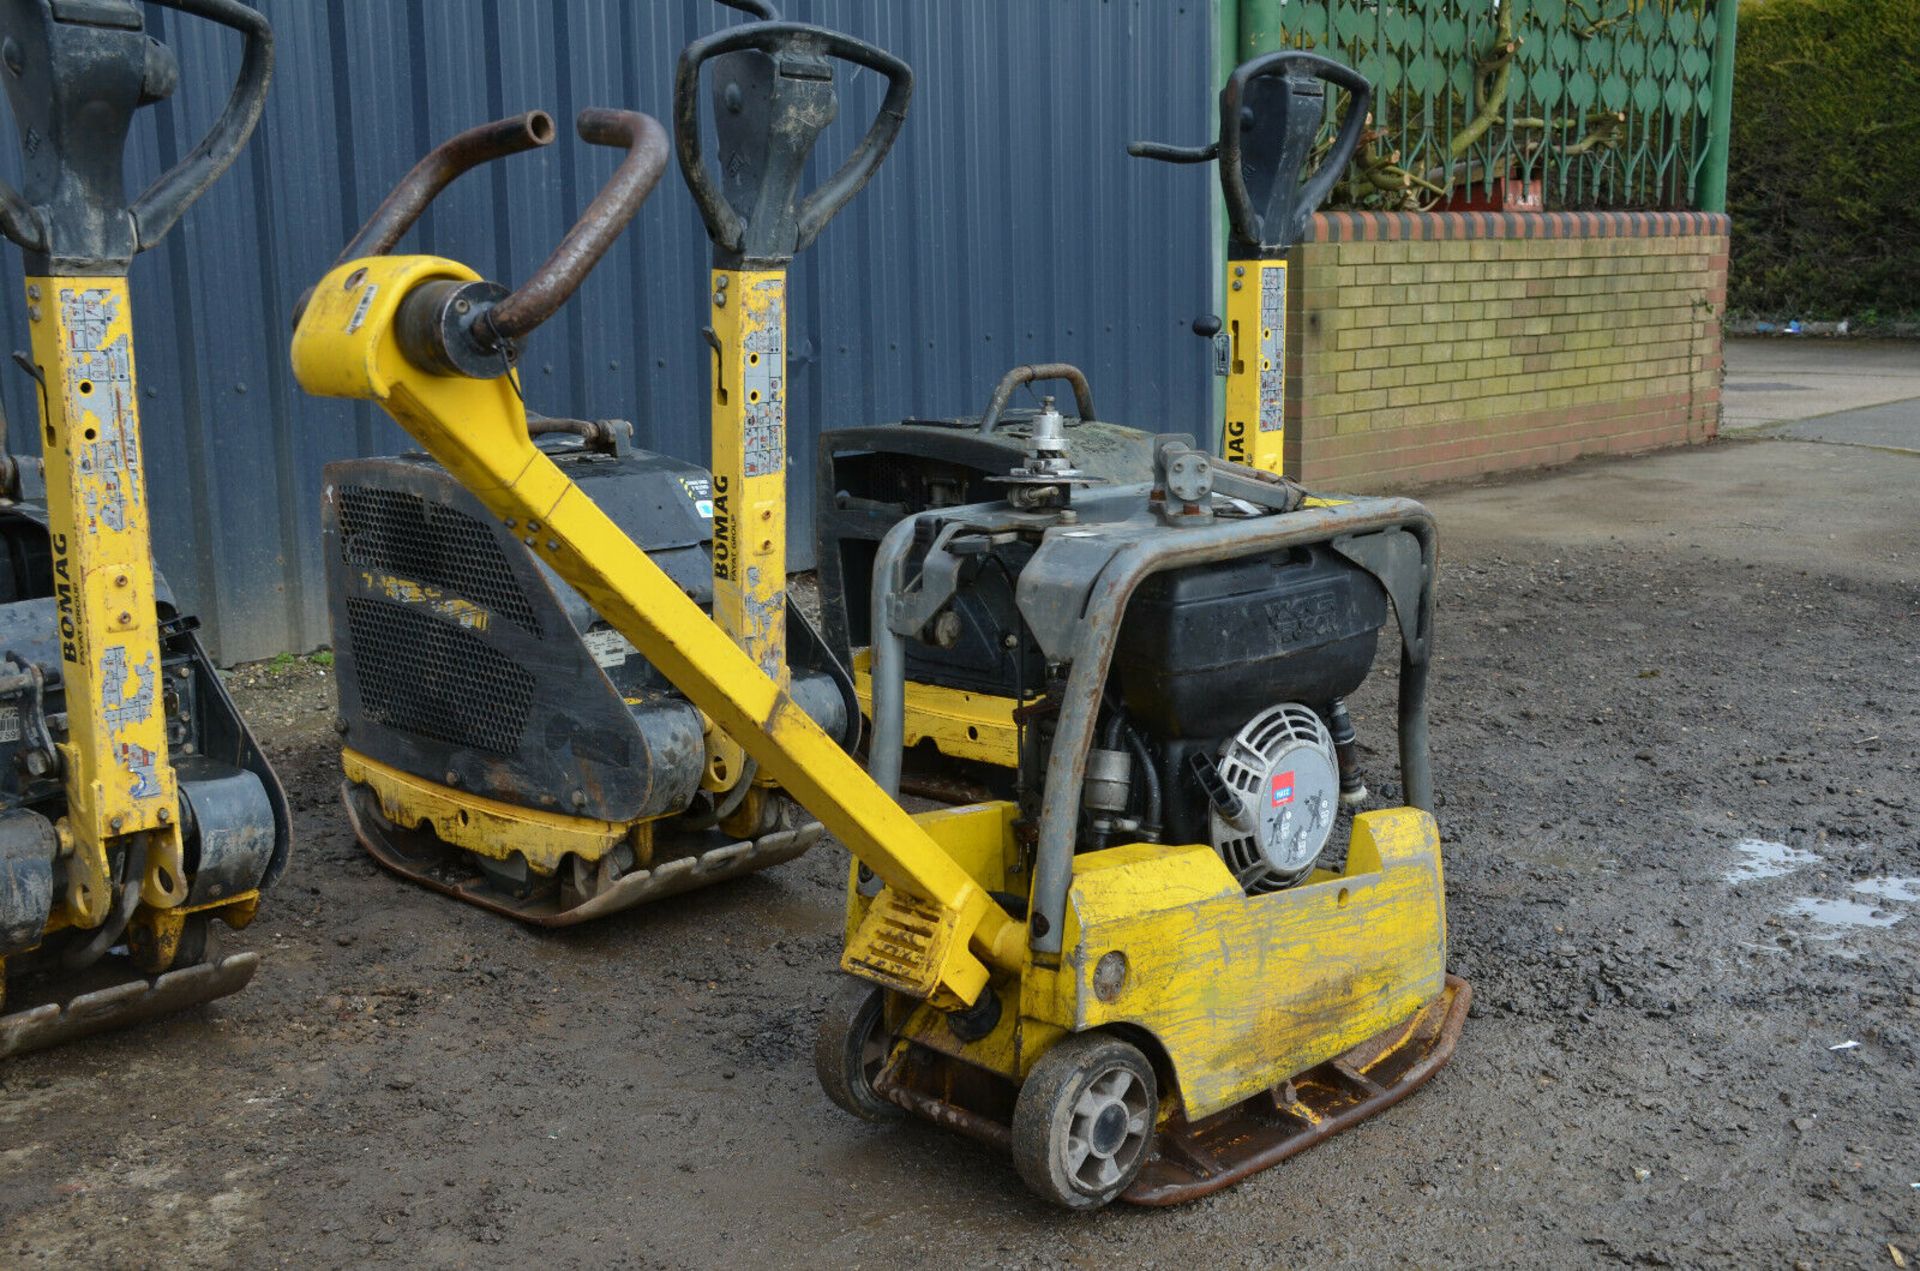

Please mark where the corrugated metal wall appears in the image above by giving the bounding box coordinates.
[0,1,1213,663]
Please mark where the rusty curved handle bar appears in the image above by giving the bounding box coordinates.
[483,108,670,343]
[335,111,557,266]
[328,108,668,346]
[977,364,1097,435]
[674,21,912,259]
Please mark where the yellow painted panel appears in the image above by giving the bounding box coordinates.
[851,649,1019,768]
[342,748,625,873]
[1050,809,1448,1121]
[1223,259,1287,474]
[26,276,183,925]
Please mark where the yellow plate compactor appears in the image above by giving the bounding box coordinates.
[292,14,1465,1211]
[314,2,908,925]
[0,0,290,1057]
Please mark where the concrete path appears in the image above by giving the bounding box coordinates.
[1722,337,1920,438]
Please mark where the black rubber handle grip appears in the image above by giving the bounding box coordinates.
[0,0,275,255]
[129,0,276,251]
[1219,50,1372,251]
[1129,50,1373,254]
[674,20,912,260]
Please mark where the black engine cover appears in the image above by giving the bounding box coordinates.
[1113,544,1387,740]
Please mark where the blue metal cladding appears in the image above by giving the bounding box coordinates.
[0,1,1213,662]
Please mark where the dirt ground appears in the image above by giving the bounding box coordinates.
[2,434,1917,1269]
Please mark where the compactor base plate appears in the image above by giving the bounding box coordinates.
[1124,974,1470,1205]
[0,953,261,1061]
[344,782,822,927]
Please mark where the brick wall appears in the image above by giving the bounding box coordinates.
[1284,212,1729,489]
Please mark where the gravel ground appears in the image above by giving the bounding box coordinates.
[2,435,1916,1269]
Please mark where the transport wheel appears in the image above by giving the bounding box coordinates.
[814,976,902,1122]
[1011,1032,1158,1211]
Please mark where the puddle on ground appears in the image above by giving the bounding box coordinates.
[1786,895,1906,937]
[1724,837,1819,883]
[1851,876,1920,905]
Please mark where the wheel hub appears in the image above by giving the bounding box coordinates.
[1064,1067,1151,1190]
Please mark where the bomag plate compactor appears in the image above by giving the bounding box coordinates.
[312,1,911,925]
[293,10,1465,1210]
[0,0,289,1057]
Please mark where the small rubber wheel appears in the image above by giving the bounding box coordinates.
[1011,1032,1158,1211]
[814,976,903,1122]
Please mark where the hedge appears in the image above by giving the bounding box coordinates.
[1726,0,1920,321]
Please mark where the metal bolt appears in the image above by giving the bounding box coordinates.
[522,536,535,547]
[174,665,190,680]
[1231,281,1243,291]
[444,770,461,787]
[157,807,171,824]
[109,815,123,831]
[334,717,350,734]
[26,284,39,300]
[116,610,132,625]
[527,521,539,532]
[114,572,129,588]
[27,305,39,322]
[1234,265,1246,276]
[716,275,729,289]
[545,540,558,552]
[570,790,587,809]
[454,299,471,315]
[503,518,517,529]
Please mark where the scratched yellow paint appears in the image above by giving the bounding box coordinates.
[25,276,184,926]
[1222,259,1287,475]
[850,649,1020,769]
[1056,809,1447,1119]
[293,255,1026,1006]
[708,268,787,682]
[343,748,629,873]
[863,808,1446,1120]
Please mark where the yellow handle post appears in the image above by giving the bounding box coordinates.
[24,277,186,927]
[1222,257,1288,475]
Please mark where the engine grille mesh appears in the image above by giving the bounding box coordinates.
[335,484,541,637]
[344,597,532,756]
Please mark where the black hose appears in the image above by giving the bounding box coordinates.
[1123,727,1162,837]
[62,836,149,970]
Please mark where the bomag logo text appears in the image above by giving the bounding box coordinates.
[1224,418,1249,464]
[711,473,735,582]
[52,532,78,662]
